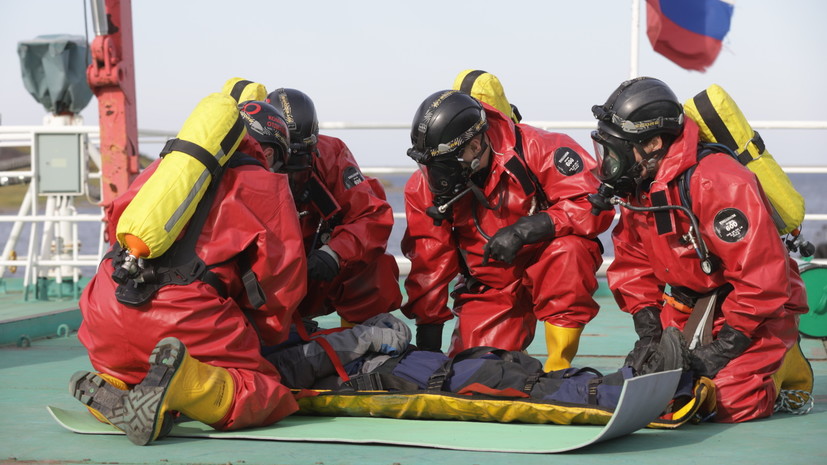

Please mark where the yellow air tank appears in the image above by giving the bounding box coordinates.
[452,69,521,123]
[221,77,267,103]
[684,84,805,235]
[115,92,247,260]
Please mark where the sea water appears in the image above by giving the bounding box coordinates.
[1,173,825,279]
[380,172,827,260]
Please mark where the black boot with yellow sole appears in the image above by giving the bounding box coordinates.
[121,337,235,446]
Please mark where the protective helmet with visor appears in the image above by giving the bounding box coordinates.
[590,77,684,187]
[407,90,489,214]
[267,88,319,174]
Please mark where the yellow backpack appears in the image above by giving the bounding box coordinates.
[116,78,266,261]
[221,77,267,103]
[452,69,522,124]
[683,84,805,236]
[116,92,247,260]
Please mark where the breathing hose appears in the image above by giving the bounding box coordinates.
[611,197,716,275]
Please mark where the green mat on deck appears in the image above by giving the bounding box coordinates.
[48,369,681,453]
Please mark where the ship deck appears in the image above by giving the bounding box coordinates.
[1,280,826,464]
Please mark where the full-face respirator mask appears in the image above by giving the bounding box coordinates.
[282,138,316,204]
[587,130,640,213]
[406,89,491,224]
[408,143,481,224]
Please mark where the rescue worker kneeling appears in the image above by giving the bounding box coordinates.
[266,88,402,327]
[589,77,813,423]
[401,90,614,370]
[69,95,307,446]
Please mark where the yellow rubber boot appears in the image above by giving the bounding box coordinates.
[543,323,584,372]
[771,338,814,414]
[123,337,235,446]
[70,371,129,427]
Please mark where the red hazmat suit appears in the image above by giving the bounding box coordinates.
[293,134,402,323]
[607,119,808,423]
[79,135,307,430]
[402,105,614,355]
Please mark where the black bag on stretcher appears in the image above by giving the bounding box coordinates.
[277,343,716,429]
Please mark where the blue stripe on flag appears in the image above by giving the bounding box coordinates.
[660,0,734,40]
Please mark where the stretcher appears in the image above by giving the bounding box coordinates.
[48,369,691,453]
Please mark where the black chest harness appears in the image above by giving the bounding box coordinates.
[108,153,266,309]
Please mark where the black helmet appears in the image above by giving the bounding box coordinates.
[238,100,290,168]
[266,88,319,150]
[590,77,684,184]
[592,77,684,143]
[406,90,488,164]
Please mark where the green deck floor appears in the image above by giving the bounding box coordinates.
[1,284,826,464]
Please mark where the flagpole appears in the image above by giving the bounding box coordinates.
[630,0,640,78]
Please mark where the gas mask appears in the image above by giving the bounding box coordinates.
[424,154,474,222]
[427,157,465,199]
[429,134,495,217]
[588,130,640,213]
[591,130,638,185]
[283,143,315,204]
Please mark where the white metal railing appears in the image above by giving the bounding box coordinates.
[1,122,826,293]
[314,120,827,131]
[0,125,106,298]
[351,120,827,275]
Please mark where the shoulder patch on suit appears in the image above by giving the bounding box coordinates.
[553,147,583,176]
[713,208,749,243]
[343,165,365,189]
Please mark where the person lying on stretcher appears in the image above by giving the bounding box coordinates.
[264,313,710,416]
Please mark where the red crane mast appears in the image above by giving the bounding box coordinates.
[87,0,139,206]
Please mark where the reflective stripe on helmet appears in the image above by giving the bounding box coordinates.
[413,90,487,160]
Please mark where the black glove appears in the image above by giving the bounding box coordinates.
[624,306,664,369]
[307,248,339,282]
[482,213,555,265]
[689,324,751,378]
[626,326,690,376]
[415,323,444,352]
[632,306,663,341]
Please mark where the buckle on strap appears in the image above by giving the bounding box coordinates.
[522,373,542,395]
[587,377,603,405]
[344,372,385,391]
[426,370,447,391]
[426,359,453,391]
[241,269,265,309]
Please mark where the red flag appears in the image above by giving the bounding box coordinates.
[646,0,735,72]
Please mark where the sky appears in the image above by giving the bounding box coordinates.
[1,0,826,167]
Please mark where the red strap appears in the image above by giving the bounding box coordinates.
[292,311,312,340]
[292,389,321,400]
[456,383,530,398]
[314,337,351,382]
[290,311,351,382]
[313,327,349,336]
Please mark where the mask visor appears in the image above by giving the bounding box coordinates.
[591,130,633,183]
[426,155,467,207]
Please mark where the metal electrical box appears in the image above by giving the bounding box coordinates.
[33,132,85,195]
